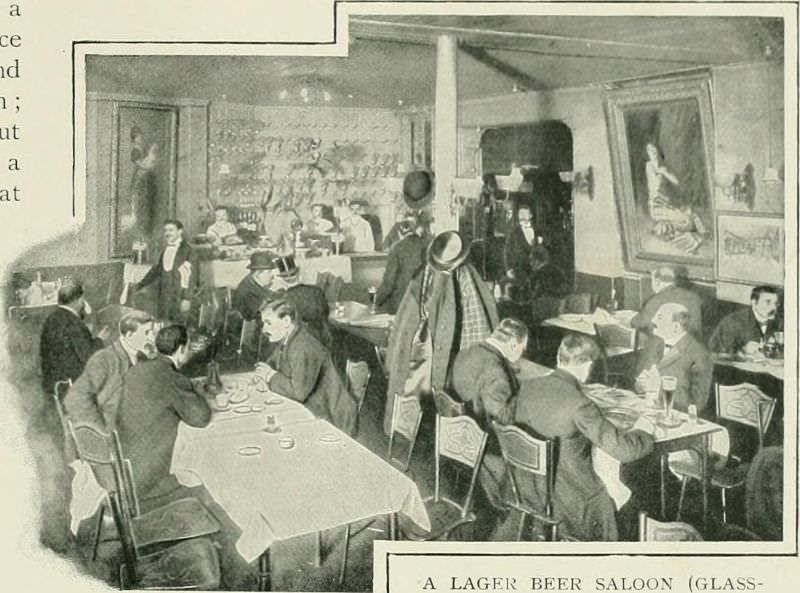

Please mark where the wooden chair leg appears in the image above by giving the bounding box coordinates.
[314,531,322,567]
[721,488,728,524]
[91,504,105,561]
[516,511,527,541]
[676,476,689,520]
[338,524,351,585]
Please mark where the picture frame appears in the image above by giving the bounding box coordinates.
[715,211,784,286]
[604,73,716,279]
[109,101,178,258]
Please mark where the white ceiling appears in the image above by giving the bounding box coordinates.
[86,15,783,108]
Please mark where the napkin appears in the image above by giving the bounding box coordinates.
[348,313,393,327]
[69,460,107,535]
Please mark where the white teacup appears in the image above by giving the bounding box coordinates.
[215,393,230,408]
[278,437,295,450]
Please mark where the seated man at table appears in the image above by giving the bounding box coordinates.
[206,205,238,245]
[255,299,357,435]
[232,251,280,321]
[510,334,655,541]
[271,255,332,348]
[636,302,713,414]
[709,285,782,357]
[64,310,154,431]
[375,216,426,315]
[452,318,527,508]
[117,324,212,505]
[40,279,109,397]
[339,200,375,253]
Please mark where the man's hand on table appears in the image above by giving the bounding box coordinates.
[255,362,277,383]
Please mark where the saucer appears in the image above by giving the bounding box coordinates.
[263,425,283,434]
[250,404,264,413]
[265,398,284,406]
[319,432,340,443]
[237,446,262,456]
[233,405,252,415]
[213,402,230,412]
[656,413,683,428]
[229,391,250,404]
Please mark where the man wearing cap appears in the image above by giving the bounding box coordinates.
[307,203,334,234]
[232,252,280,321]
[271,255,332,348]
[383,229,499,434]
[375,216,426,315]
[131,219,197,321]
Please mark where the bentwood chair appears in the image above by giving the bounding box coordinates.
[670,383,776,523]
[399,414,488,542]
[69,422,220,578]
[492,422,560,541]
[53,379,76,458]
[433,388,466,418]
[593,322,638,388]
[345,359,371,413]
[638,511,703,542]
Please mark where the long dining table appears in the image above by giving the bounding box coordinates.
[170,372,430,590]
[70,372,430,591]
[514,359,727,532]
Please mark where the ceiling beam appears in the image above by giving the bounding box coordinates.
[460,44,548,91]
[350,18,746,66]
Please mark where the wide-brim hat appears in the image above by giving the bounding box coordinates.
[247,251,277,271]
[427,230,471,273]
[403,170,434,209]
[275,255,299,278]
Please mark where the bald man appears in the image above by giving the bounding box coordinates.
[636,302,713,414]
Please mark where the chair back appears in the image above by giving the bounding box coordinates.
[318,271,344,303]
[434,414,488,517]
[559,292,598,315]
[388,394,423,472]
[345,359,371,412]
[433,388,466,417]
[715,383,776,448]
[638,511,703,541]
[594,323,637,350]
[493,423,557,531]
[374,345,388,375]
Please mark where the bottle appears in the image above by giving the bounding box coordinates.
[688,404,698,424]
[205,360,223,395]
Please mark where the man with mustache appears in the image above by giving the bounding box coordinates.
[709,285,782,356]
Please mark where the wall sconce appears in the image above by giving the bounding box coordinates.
[573,166,594,200]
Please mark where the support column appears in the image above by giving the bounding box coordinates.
[433,34,459,233]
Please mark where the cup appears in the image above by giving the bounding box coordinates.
[278,437,295,449]
[660,375,678,419]
[265,415,277,431]
[215,392,229,409]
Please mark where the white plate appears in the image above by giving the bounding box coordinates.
[233,405,252,415]
[319,433,340,443]
[229,391,250,404]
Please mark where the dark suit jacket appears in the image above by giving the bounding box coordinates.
[637,332,713,414]
[452,341,518,428]
[233,274,277,321]
[40,307,103,394]
[117,356,211,500]
[136,241,197,321]
[267,326,356,435]
[709,307,781,355]
[283,283,332,348]
[503,225,536,280]
[515,369,654,541]
[64,341,135,430]
[375,234,425,315]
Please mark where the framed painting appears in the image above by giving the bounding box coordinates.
[604,74,716,279]
[110,101,178,258]
[716,211,784,286]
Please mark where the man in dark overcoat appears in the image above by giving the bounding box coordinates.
[375,217,426,315]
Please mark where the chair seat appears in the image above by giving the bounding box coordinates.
[400,498,475,541]
[668,458,749,489]
[135,537,221,590]
[133,498,220,548]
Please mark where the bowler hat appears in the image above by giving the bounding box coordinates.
[247,251,276,271]
[427,230,471,273]
[274,255,299,278]
[402,170,434,209]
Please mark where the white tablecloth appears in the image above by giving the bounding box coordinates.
[199,255,352,289]
[542,308,637,336]
[70,373,429,561]
[713,357,785,381]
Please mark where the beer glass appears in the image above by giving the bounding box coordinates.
[368,286,377,314]
[661,375,678,420]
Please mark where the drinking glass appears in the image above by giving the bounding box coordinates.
[368,286,377,314]
[661,375,678,419]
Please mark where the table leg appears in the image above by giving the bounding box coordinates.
[660,454,667,519]
[701,434,710,533]
[258,550,271,591]
[314,531,322,567]
[389,513,398,540]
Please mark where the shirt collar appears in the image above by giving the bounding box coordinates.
[663,330,687,348]
[58,304,81,317]
[165,354,180,369]
[118,339,140,365]
[752,307,771,326]
[166,238,182,249]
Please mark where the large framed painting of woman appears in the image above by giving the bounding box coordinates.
[109,101,178,258]
[604,73,715,279]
